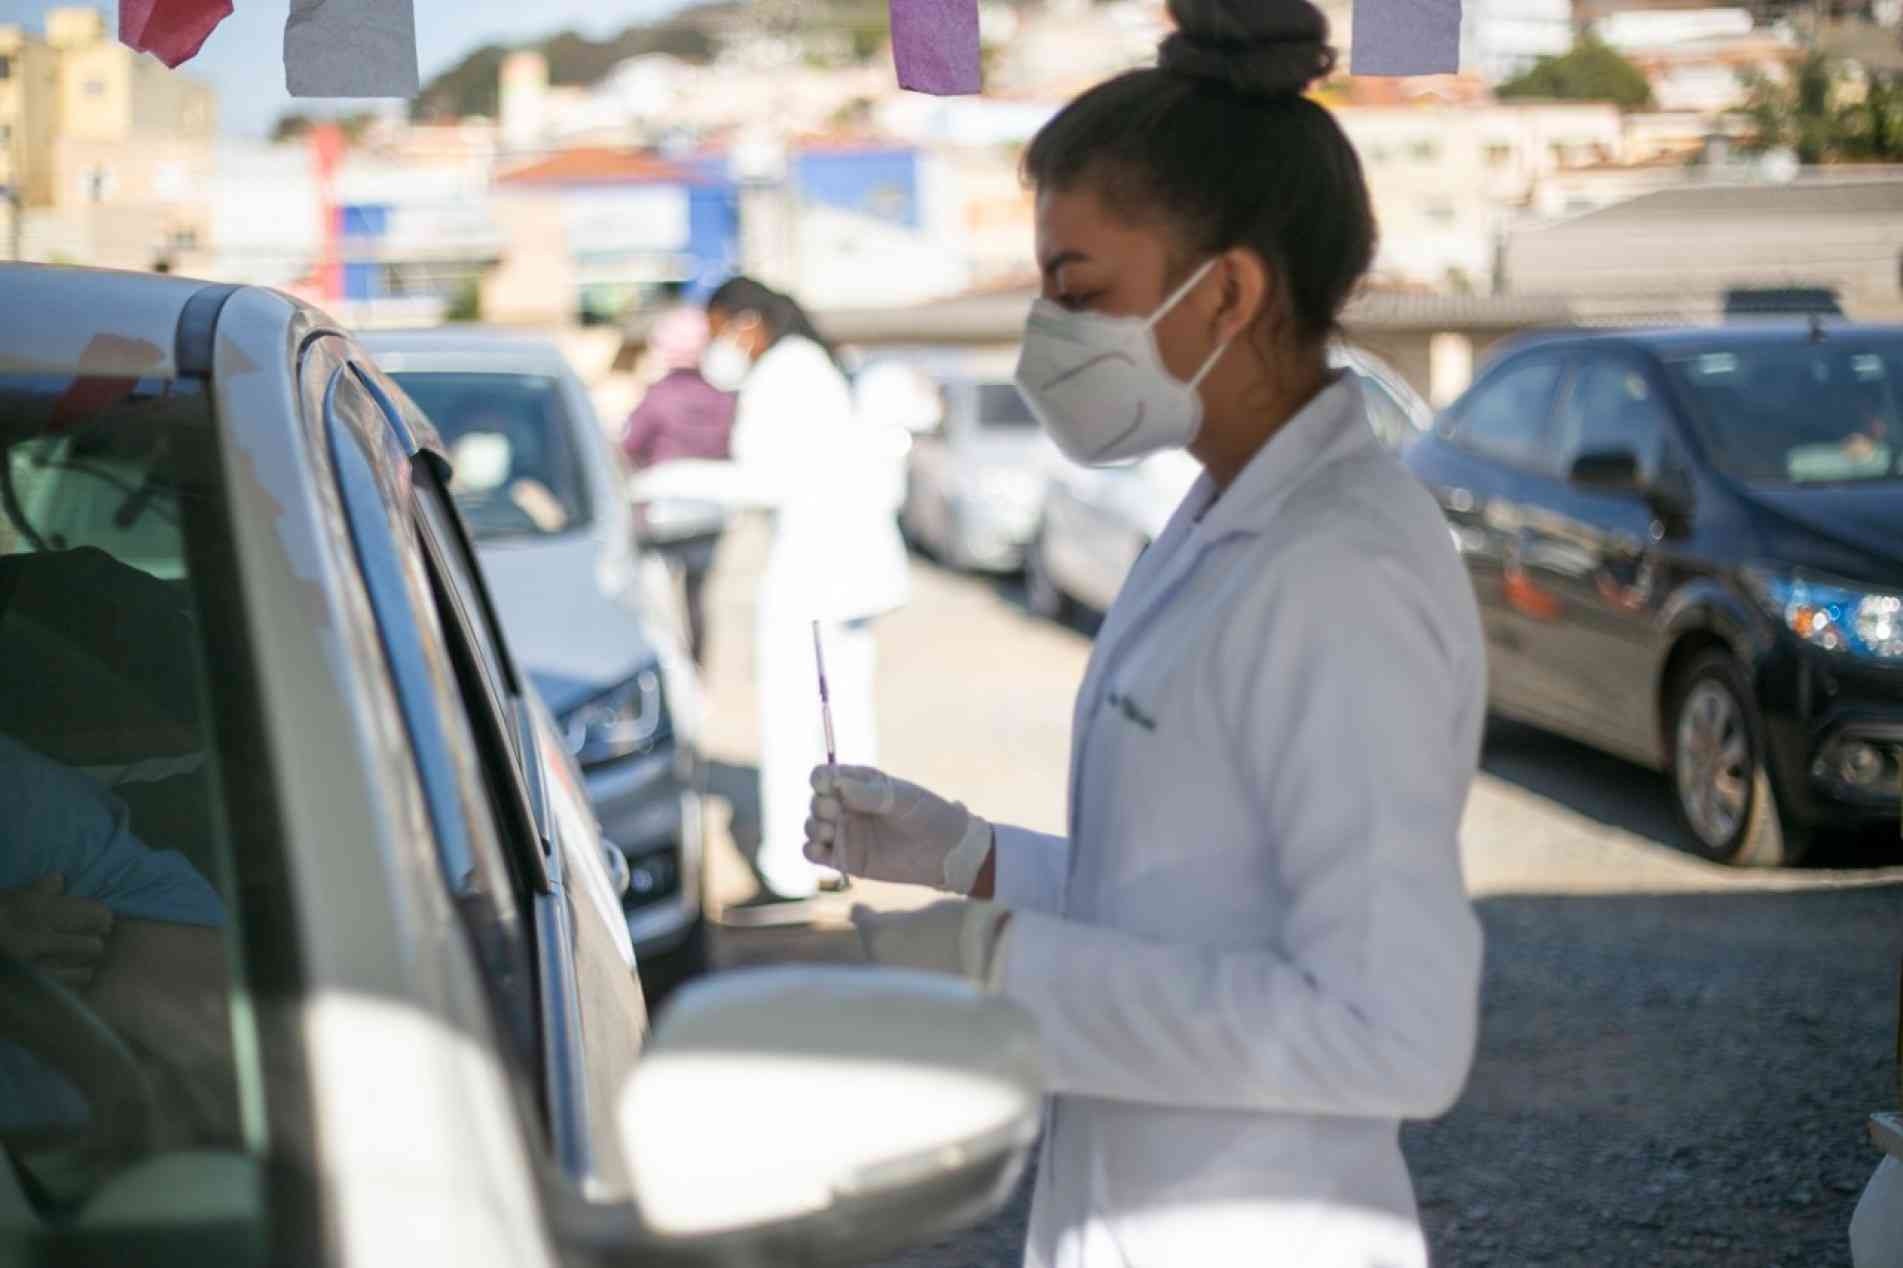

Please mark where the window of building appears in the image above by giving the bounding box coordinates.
[1409,138,1441,163]
[1484,142,1514,167]
[84,78,106,98]
[0,55,12,81]
[1423,200,1457,226]
[0,125,11,145]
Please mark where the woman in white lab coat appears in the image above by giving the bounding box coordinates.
[701,278,909,913]
[804,2,1485,1264]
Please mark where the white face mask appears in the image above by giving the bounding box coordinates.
[700,334,752,392]
[1014,258,1231,466]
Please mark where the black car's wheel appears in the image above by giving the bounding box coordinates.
[1666,651,1807,866]
[1024,527,1072,624]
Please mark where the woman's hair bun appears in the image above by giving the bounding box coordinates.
[1158,0,1337,100]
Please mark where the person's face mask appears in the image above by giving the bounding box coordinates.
[1014,258,1231,466]
[700,334,753,392]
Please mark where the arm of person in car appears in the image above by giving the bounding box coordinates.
[86,917,235,1139]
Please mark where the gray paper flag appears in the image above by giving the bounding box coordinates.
[1350,0,1462,76]
[285,0,420,98]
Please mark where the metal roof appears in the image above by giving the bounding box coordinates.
[775,288,1580,349]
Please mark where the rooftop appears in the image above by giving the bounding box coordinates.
[496,148,694,187]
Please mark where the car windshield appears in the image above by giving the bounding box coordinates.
[0,372,278,1258]
[1663,338,1903,486]
[976,382,1038,429]
[390,371,592,540]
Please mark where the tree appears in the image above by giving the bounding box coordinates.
[1741,52,1903,163]
[270,112,314,142]
[1498,37,1655,110]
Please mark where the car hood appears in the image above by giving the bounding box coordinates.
[1739,482,1903,580]
[474,531,656,716]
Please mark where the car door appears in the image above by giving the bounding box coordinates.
[1520,350,1683,763]
[1422,349,1571,722]
[405,456,649,1196]
[331,349,647,1199]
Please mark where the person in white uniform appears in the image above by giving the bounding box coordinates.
[701,278,909,913]
[803,3,1486,1264]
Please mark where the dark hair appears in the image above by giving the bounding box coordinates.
[1022,0,1374,345]
[706,275,839,364]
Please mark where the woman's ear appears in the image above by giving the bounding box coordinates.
[1216,247,1273,346]
[733,311,768,359]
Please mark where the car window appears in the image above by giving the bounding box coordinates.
[976,382,1038,429]
[1450,354,1566,471]
[0,371,292,1255]
[1553,356,1670,483]
[389,371,592,540]
[323,364,541,1082]
[1663,339,1903,486]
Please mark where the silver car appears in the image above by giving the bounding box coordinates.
[362,331,707,1000]
[1026,344,1436,620]
[897,372,1054,573]
[0,263,1040,1267]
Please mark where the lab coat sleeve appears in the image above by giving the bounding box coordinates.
[990,825,1068,915]
[999,541,1483,1119]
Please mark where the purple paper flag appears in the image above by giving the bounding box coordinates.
[890,0,982,96]
[1351,0,1462,76]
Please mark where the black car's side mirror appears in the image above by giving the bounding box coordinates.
[1571,448,1694,524]
[1569,448,1643,493]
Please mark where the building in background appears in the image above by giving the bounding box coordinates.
[1462,0,1576,84]
[1500,171,1903,322]
[1336,101,1625,291]
[1591,6,1798,112]
[0,6,214,268]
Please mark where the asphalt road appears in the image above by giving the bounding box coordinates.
[689,518,1903,1267]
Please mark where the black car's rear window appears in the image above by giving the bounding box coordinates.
[1664,338,1903,486]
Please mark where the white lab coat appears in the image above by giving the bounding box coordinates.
[729,335,910,896]
[990,375,1486,1268]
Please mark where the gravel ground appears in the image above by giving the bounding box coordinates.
[690,520,1903,1267]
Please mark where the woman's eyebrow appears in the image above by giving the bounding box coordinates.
[1041,250,1091,279]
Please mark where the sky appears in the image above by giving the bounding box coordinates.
[0,0,692,137]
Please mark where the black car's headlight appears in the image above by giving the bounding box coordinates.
[1746,568,1903,661]
[560,665,670,768]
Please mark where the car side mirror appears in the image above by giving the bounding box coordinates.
[1568,448,1643,494]
[616,966,1042,1264]
[1570,448,1693,524]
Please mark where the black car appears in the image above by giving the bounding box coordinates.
[1405,323,1903,865]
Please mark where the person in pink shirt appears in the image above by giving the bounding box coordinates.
[623,306,738,665]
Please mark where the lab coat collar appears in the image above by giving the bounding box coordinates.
[1184,371,1373,546]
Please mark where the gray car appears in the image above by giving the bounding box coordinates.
[0,263,1041,1267]
[898,373,1054,573]
[361,331,708,1000]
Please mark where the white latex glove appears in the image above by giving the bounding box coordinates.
[851,900,1013,988]
[804,766,994,894]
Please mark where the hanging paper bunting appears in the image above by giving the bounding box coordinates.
[1351,0,1462,76]
[119,0,233,69]
[284,0,420,98]
[890,0,982,97]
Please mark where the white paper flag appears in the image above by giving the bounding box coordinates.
[285,0,420,98]
[1351,0,1462,76]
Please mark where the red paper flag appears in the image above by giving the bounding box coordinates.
[120,0,234,69]
[890,0,981,97]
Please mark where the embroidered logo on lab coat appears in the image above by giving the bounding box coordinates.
[1106,691,1156,733]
